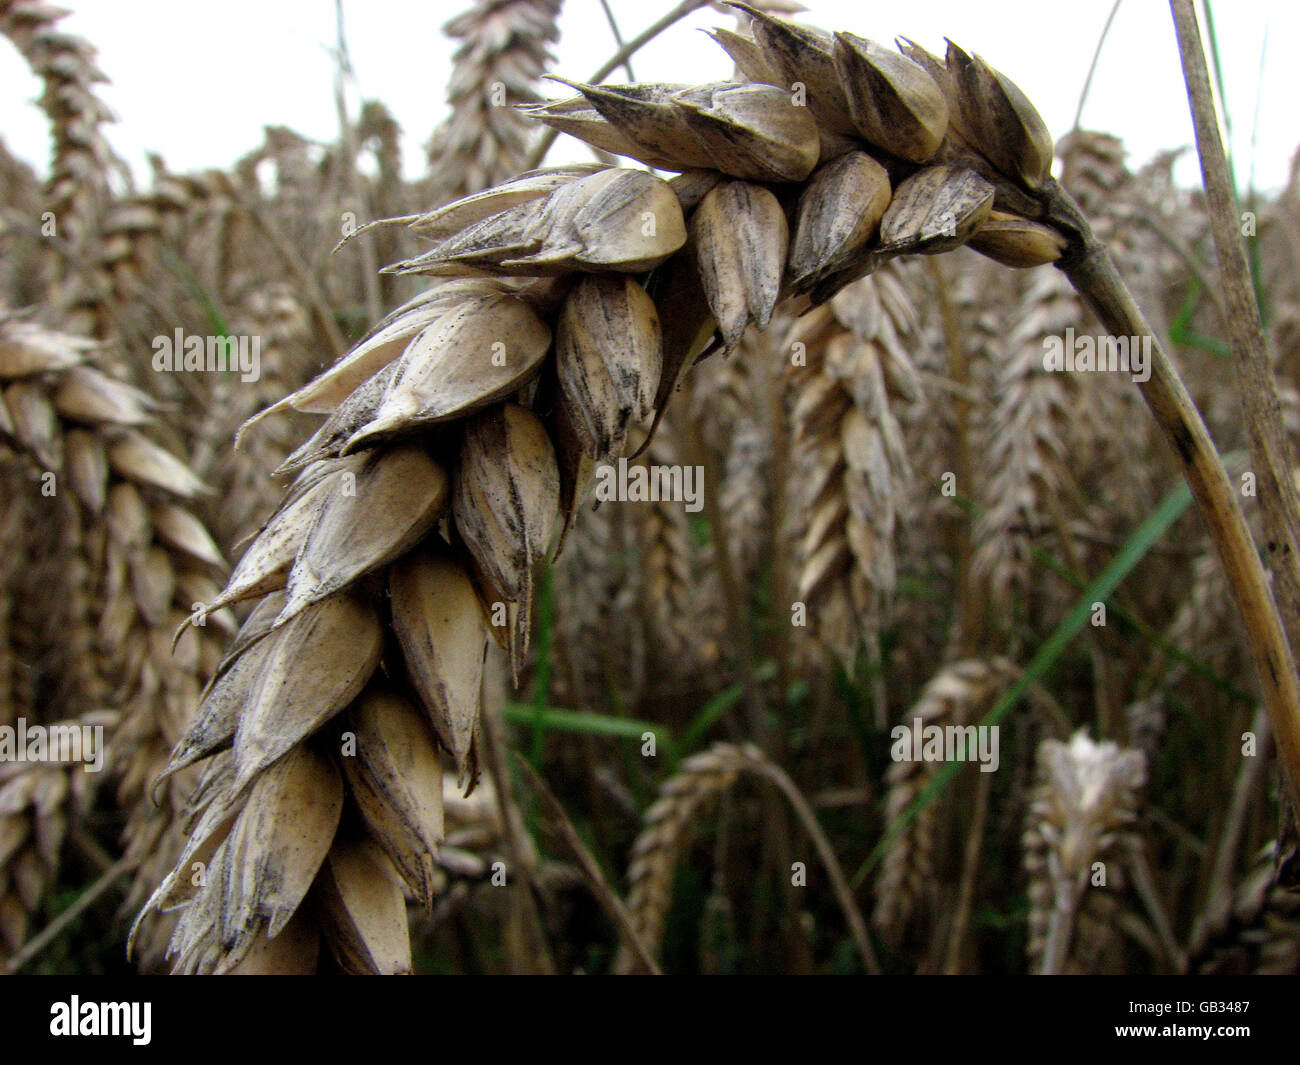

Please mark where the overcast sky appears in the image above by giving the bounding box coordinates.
[1,0,1295,193]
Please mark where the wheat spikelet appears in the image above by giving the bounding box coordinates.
[1022,730,1145,974]
[426,0,564,200]
[0,0,122,248]
[138,7,1075,971]
[872,657,1017,947]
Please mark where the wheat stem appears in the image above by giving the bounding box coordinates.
[511,752,662,974]
[3,856,136,975]
[1056,190,1300,806]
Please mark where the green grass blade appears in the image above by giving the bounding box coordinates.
[851,478,1195,889]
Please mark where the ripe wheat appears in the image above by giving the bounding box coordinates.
[127,5,1222,973]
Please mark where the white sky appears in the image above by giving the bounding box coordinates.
[1,0,1295,193]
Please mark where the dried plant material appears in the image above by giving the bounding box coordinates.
[279,445,449,622]
[1023,732,1145,974]
[1190,844,1300,974]
[316,837,412,975]
[527,81,819,183]
[944,42,1053,191]
[413,164,603,240]
[968,209,1068,268]
[0,1,121,245]
[390,551,489,785]
[343,294,552,451]
[878,165,994,255]
[789,266,920,668]
[873,659,1018,947]
[453,404,560,675]
[387,168,687,276]
[787,151,890,289]
[556,275,662,462]
[342,686,446,906]
[831,32,948,162]
[231,593,382,795]
[727,4,855,134]
[692,181,788,352]
[218,745,344,948]
[425,0,565,199]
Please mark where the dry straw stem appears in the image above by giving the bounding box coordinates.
[1169,0,1300,798]
[1058,215,1300,811]
[619,742,877,973]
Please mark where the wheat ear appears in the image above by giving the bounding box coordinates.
[426,0,565,200]
[0,314,230,968]
[873,658,1017,949]
[618,742,876,973]
[141,5,1292,972]
[0,0,122,248]
[1022,731,1145,974]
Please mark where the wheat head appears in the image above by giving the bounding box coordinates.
[137,5,1084,972]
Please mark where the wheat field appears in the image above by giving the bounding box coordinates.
[0,0,1298,978]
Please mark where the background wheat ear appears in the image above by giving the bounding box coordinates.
[424,0,565,202]
[0,0,123,250]
[0,314,230,971]
[872,658,1017,954]
[1022,731,1145,975]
